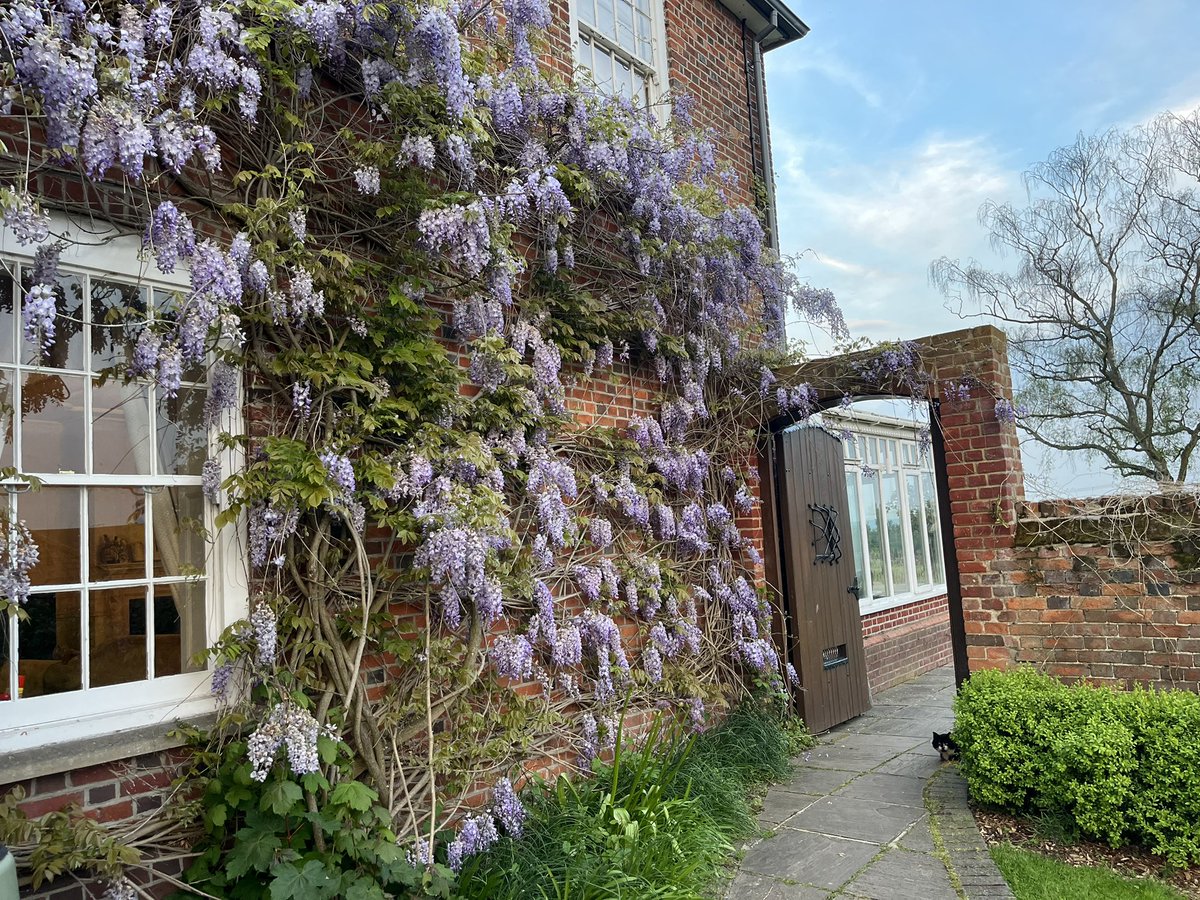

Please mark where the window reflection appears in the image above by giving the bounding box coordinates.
[22,371,86,474]
[22,271,85,370]
[22,591,83,696]
[23,487,81,586]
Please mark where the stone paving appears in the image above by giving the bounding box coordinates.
[726,667,1013,900]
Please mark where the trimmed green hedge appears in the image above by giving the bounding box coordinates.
[953,668,1200,867]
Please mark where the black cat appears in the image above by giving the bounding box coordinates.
[932,731,959,762]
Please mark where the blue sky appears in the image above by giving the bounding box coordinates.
[765,0,1200,497]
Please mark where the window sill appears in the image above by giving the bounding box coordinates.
[1,711,216,785]
[859,585,947,618]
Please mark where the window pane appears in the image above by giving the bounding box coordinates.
[615,58,633,98]
[92,380,152,476]
[21,372,86,474]
[907,473,929,585]
[578,0,595,26]
[157,386,206,476]
[637,11,653,62]
[844,435,857,460]
[922,472,945,584]
[578,34,594,71]
[27,590,82,696]
[882,473,909,594]
[158,581,206,674]
[23,271,85,370]
[0,610,10,700]
[23,486,81,586]
[861,478,886,599]
[91,279,148,374]
[89,486,146,583]
[617,0,635,52]
[0,369,14,470]
[844,472,865,599]
[596,0,615,39]
[89,583,149,687]
[153,485,206,579]
[594,45,613,88]
[867,438,878,465]
[0,264,15,363]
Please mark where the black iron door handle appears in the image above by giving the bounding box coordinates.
[847,576,861,602]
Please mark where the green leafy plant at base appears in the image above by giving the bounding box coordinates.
[954,668,1200,867]
[989,843,1185,900]
[454,697,808,899]
[174,733,454,899]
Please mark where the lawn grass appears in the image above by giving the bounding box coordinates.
[990,843,1185,900]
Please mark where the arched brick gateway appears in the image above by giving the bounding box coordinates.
[760,325,1023,701]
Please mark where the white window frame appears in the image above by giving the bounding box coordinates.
[830,414,946,617]
[568,0,670,107]
[0,214,247,753]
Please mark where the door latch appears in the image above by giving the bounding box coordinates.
[847,576,861,602]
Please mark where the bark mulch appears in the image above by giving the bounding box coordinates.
[973,808,1200,899]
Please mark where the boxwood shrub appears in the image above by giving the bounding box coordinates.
[953,667,1200,866]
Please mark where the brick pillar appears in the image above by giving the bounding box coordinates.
[929,327,1024,673]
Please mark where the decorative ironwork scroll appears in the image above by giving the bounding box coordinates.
[808,503,843,565]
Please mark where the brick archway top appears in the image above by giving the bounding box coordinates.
[780,324,1018,411]
[766,324,1026,686]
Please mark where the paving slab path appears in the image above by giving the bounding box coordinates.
[726,667,1013,900]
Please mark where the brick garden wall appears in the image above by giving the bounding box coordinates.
[862,595,952,694]
[972,493,1200,689]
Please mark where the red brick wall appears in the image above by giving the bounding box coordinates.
[862,594,952,694]
[3,752,190,899]
[977,495,1200,689]
[663,0,762,202]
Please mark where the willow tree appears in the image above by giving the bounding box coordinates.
[933,112,1200,486]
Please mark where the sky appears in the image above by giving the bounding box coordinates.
[764,0,1200,498]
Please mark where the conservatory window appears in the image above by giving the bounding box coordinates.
[841,425,946,615]
[0,219,244,751]
[573,0,667,105]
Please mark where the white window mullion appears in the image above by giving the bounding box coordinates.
[144,486,155,681]
[79,487,90,691]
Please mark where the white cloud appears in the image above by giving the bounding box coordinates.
[775,129,1021,349]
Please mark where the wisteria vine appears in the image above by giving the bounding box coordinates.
[0,0,881,889]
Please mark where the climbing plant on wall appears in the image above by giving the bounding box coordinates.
[0,0,848,893]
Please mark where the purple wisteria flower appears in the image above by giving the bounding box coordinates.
[446,813,499,872]
[994,398,1022,425]
[353,165,381,195]
[250,603,277,666]
[320,451,356,493]
[0,519,40,605]
[246,703,329,781]
[22,282,57,352]
[202,458,222,503]
[491,776,527,837]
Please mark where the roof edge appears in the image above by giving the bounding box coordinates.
[716,0,809,50]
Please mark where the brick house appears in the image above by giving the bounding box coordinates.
[0,0,811,896]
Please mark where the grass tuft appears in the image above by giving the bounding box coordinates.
[455,696,809,900]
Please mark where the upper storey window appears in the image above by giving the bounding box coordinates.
[574,0,667,105]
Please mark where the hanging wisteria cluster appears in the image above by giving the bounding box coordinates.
[0,0,850,886]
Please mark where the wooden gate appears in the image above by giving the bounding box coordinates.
[773,425,870,733]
